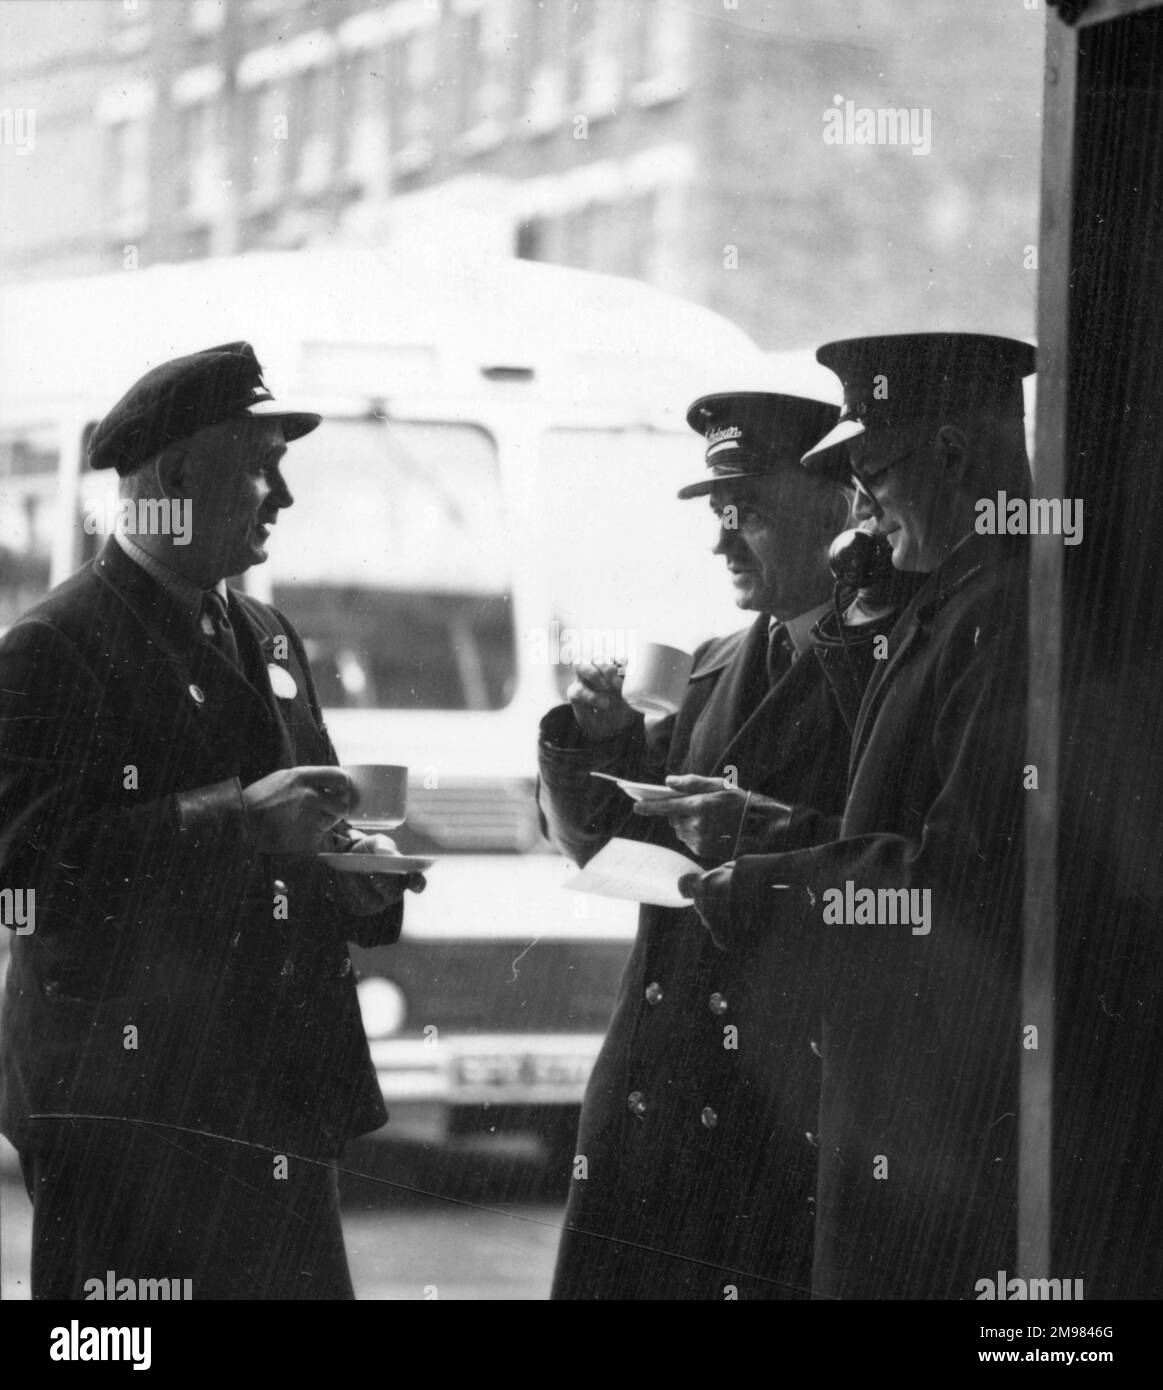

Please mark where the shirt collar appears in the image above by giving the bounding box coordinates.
[770,602,832,660]
[114,531,226,626]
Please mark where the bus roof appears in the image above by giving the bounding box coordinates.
[1,250,775,429]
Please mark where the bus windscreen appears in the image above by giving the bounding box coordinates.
[266,418,516,712]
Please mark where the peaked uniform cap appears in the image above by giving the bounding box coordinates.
[88,340,321,473]
[801,332,1036,468]
[680,391,843,497]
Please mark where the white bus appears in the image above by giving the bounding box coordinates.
[0,249,792,1159]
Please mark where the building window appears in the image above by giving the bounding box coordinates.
[342,50,389,192]
[631,5,690,106]
[0,428,59,629]
[515,216,544,261]
[179,100,225,220]
[111,0,152,56]
[294,64,334,196]
[109,118,150,234]
[572,0,622,116]
[187,0,225,37]
[524,0,565,134]
[511,145,693,286]
[455,0,513,149]
[247,84,288,200]
[394,25,439,173]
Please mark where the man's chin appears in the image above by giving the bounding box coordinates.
[225,542,265,575]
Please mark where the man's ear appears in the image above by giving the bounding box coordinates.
[935,424,970,487]
[155,443,192,498]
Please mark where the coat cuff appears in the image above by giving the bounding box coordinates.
[733,799,826,856]
[538,703,646,759]
[173,777,252,853]
[342,898,406,948]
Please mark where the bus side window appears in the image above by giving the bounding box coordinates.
[76,434,119,569]
[0,428,59,632]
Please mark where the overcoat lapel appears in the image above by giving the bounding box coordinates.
[850,614,928,771]
[229,596,296,768]
[689,607,834,792]
[684,617,768,775]
[849,537,995,772]
[93,541,286,774]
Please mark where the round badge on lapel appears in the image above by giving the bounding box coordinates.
[188,683,205,706]
[268,663,298,700]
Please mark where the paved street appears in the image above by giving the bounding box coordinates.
[0,1136,566,1301]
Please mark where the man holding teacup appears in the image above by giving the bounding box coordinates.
[538,390,909,1300]
[0,343,423,1300]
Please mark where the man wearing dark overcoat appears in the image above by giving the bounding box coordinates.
[0,342,421,1299]
[685,334,1037,1301]
[540,391,913,1300]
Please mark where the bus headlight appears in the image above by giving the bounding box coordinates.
[357,977,407,1038]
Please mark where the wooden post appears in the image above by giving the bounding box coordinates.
[1021,10,1077,1284]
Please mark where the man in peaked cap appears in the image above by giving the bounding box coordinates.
[680,333,1037,1299]
[0,343,422,1299]
[539,389,918,1300]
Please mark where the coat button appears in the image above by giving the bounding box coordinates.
[805,1131,819,1147]
[708,992,728,1015]
[700,1106,719,1129]
[627,1091,647,1118]
[810,1039,823,1058]
[644,981,663,1005]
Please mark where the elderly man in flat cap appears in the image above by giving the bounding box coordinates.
[682,334,1036,1301]
[0,342,422,1300]
[539,391,922,1300]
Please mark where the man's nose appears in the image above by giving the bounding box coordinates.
[712,520,744,556]
[268,469,294,509]
[852,483,880,522]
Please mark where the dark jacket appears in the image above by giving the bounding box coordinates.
[539,608,890,1299]
[726,533,1029,1300]
[0,541,401,1161]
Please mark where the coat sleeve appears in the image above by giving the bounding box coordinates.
[718,599,1027,957]
[0,617,253,935]
[535,705,655,865]
[535,636,730,865]
[270,607,405,949]
[734,804,843,857]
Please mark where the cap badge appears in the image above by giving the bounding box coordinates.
[706,425,743,447]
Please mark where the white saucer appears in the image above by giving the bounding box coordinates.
[318,852,434,875]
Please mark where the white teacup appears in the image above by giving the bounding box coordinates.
[620,642,694,717]
[344,764,408,830]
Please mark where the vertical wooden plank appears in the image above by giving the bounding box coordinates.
[1021,11,1076,1283]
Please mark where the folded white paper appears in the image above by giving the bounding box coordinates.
[564,837,702,909]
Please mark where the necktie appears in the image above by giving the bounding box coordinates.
[200,589,241,671]
[766,622,794,688]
